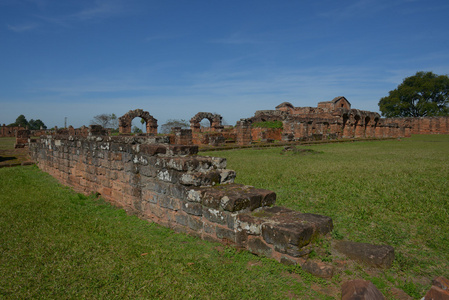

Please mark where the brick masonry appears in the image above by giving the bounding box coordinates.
[28,131,333,265]
[232,98,449,145]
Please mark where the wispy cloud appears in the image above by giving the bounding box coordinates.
[7,23,38,32]
[31,0,130,29]
[72,0,126,21]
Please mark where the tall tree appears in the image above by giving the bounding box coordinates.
[8,115,29,128]
[378,71,449,117]
[91,113,118,129]
[28,119,47,130]
[16,115,29,127]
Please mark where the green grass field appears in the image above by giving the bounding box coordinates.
[1,135,448,299]
[203,135,449,297]
[0,137,29,166]
[0,166,332,299]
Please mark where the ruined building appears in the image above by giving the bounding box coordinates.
[233,96,449,145]
[234,97,412,145]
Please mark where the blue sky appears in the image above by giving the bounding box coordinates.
[1,0,448,128]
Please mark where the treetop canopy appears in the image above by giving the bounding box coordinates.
[378,71,449,118]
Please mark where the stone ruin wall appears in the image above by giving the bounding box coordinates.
[1,125,25,138]
[233,97,416,145]
[28,130,333,266]
[403,116,449,135]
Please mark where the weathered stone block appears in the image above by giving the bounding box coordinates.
[203,221,215,234]
[263,206,333,235]
[247,237,272,257]
[186,188,203,202]
[124,162,139,174]
[139,165,160,178]
[432,276,449,291]
[179,170,221,187]
[341,280,385,300]
[216,226,236,242]
[144,180,170,195]
[237,213,263,235]
[198,184,273,212]
[158,195,180,211]
[139,144,167,156]
[262,222,314,256]
[334,240,394,269]
[166,145,198,156]
[175,212,188,226]
[142,189,158,204]
[181,201,203,216]
[157,169,179,184]
[169,184,187,199]
[210,157,227,169]
[242,206,333,256]
[423,285,449,300]
[219,170,236,184]
[301,260,334,278]
[187,215,203,231]
[202,207,227,225]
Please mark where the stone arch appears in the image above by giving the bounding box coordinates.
[119,109,158,134]
[190,112,223,132]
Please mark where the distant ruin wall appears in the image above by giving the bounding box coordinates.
[1,125,25,137]
[29,133,333,265]
[233,98,449,145]
[405,116,449,135]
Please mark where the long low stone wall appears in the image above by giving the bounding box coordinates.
[29,133,333,265]
[407,116,449,134]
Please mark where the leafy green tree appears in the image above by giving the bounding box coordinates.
[8,115,29,128]
[160,119,190,134]
[28,119,47,130]
[379,71,449,117]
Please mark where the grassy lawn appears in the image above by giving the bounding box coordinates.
[0,166,332,299]
[0,137,29,166]
[1,135,447,299]
[203,134,449,298]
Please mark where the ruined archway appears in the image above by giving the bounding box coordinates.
[119,109,158,134]
[190,112,223,132]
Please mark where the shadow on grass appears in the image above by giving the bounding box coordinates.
[0,156,16,163]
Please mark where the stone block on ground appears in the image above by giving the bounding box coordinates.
[333,240,394,269]
[301,260,334,278]
[249,206,332,257]
[423,285,449,300]
[341,280,385,300]
[423,277,449,300]
[247,236,273,257]
[433,276,449,291]
[389,287,412,300]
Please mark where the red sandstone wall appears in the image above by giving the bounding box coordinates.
[1,125,25,137]
[29,134,332,265]
[251,128,282,141]
[406,117,449,135]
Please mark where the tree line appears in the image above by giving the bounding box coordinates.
[7,115,47,130]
